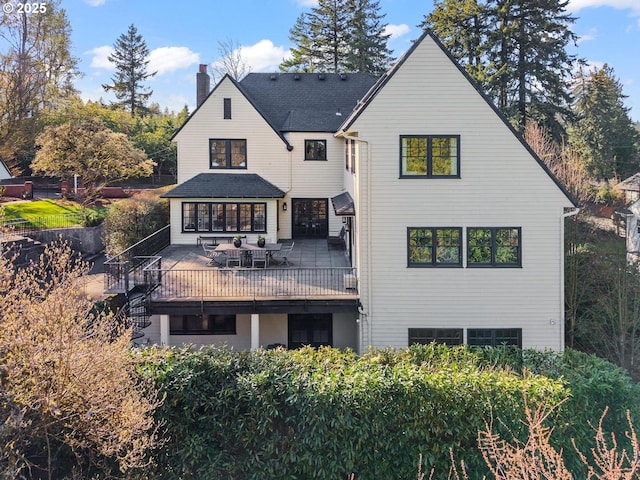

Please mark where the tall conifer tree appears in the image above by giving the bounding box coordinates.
[569,65,640,179]
[345,0,394,74]
[280,0,392,74]
[102,24,156,117]
[423,0,578,137]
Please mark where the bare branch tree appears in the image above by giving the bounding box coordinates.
[210,38,251,83]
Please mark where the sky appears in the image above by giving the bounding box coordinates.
[59,0,640,121]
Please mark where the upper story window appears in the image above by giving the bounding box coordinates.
[223,98,231,119]
[407,227,462,267]
[400,135,460,178]
[305,140,327,161]
[210,139,247,169]
[467,227,521,267]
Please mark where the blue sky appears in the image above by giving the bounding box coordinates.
[63,0,640,121]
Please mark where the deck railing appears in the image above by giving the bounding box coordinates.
[104,225,170,292]
[143,266,358,300]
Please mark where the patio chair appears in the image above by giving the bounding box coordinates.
[273,241,294,266]
[251,248,268,268]
[203,244,224,266]
[226,248,242,268]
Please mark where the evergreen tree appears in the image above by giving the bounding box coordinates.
[569,65,640,180]
[280,0,392,74]
[280,14,317,72]
[345,0,394,74]
[308,0,350,72]
[102,24,156,117]
[419,0,488,82]
[423,0,578,137]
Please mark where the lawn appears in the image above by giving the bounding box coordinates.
[1,200,105,229]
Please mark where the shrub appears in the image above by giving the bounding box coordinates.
[103,188,170,256]
[139,345,569,479]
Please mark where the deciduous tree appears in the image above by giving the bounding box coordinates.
[0,239,159,478]
[0,0,79,174]
[31,117,155,199]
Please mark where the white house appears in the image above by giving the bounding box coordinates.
[108,31,576,352]
[0,157,11,180]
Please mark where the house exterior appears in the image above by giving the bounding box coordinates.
[0,157,11,180]
[112,31,576,352]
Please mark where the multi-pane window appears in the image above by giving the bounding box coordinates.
[210,139,247,168]
[407,227,462,267]
[182,202,266,233]
[467,328,522,348]
[305,140,327,160]
[400,135,459,177]
[467,227,521,267]
[408,328,463,346]
[170,314,236,335]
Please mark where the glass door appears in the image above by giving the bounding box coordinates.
[288,314,333,349]
[292,198,328,238]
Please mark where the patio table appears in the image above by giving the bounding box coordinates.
[214,242,281,266]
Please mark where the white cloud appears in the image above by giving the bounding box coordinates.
[84,0,106,5]
[567,0,640,13]
[86,45,114,70]
[148,47,200,76]
[576,27,598,44]
[295,0,318,6]
[384,24,411,40]
[216,39,290,73]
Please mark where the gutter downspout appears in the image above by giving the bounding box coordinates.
[340,133,372,351]
[560,207,580,352]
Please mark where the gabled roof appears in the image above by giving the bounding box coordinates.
[161,173,285,199]
[239,73,377,132]
[0,156,12,179]
[618,173,640,191]
[337,30,577,207]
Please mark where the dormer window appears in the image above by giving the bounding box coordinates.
[210,139,247,169]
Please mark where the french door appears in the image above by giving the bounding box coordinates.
[292,198,328,238]
[288,314,333,349]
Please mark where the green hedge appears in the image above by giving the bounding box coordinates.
[138,345,580,479]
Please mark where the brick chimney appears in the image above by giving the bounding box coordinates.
[196,64,210,108]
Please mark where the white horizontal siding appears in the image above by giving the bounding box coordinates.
[350,34,572,351]
[174,78,292,188]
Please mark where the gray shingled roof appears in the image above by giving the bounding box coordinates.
[239,73,377,133]
[161,173,285,198]
[618,173,640,191]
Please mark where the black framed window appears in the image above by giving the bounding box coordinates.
[223,98,231,119]
[350,139,355,173]
[467,328,522,347]
[170,314,236,335]
[400,135,459,177]
[468,227,521,267]
[407,227,462,267]
[409,328,463,346]
[181,202,266,233]
[305,140,327,160]
[345,139,349,171]
[210,139,247,169]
